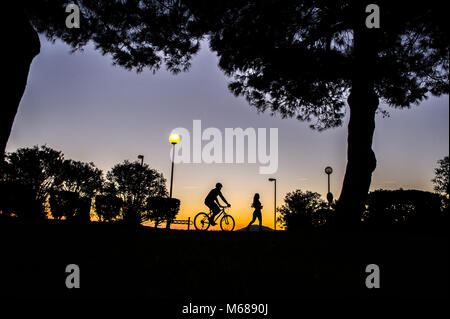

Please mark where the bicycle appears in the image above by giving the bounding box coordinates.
[194,205,235,231]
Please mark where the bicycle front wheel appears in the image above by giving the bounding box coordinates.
[194,212,210,231]
[220,214,235,231]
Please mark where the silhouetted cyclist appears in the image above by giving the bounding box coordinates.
[246,193,263,231]
[204,183,231,225]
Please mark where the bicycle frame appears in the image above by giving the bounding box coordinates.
[210,207,227,222]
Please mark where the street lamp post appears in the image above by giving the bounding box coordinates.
[166,133,180,230]
[137,154,144,166]
[169,133,180,198]
[325,166,333,204]
[268,178,277,231]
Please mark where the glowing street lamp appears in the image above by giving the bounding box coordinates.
[169,133,180,145]
[169,133,180,198]
[324,166,333,204]
[268,178,277,231]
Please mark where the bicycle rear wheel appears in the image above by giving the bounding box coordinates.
[220,214,235,231]
[194,212,210,231]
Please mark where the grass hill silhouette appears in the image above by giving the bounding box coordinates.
[236,225,275,231]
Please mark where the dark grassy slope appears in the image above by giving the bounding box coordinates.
[0,219,448,299]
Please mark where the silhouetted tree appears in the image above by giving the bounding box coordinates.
[190,0,448,228]
[1,145,64,218]
[145,197,180,228]
[277,189,330,231]
[54,159,103,198]
[432,156,449,194]
[3,0,204,156]
[106,160,167,226]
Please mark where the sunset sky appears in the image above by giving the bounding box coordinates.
[6,36,449,229]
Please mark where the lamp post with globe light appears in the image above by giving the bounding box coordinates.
[325,166,333,204]
[169,133,180,198]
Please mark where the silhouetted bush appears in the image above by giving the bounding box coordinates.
[0,181,45,219]
[71,196,92,224]
[363,189,447,230]
[95,194,122,222]
[49,190,79,220]
[145,197,180,228]
[49,190,92,223]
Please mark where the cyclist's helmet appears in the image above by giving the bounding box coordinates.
[216,182,223,188]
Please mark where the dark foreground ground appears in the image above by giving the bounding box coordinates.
[0,218,448,303]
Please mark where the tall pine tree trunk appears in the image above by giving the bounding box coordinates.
[336,16,379,229]
[2,4,40,156]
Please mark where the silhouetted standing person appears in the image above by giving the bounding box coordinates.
[204,183,231,225]
[246,193,263,231]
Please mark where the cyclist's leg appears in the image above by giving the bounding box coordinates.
[206,202,220,224]
[204,202,211,214]
[211,204,220,224]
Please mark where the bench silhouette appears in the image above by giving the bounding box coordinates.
[171,217,192,230]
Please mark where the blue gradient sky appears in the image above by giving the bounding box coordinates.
[6,37,449,228]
